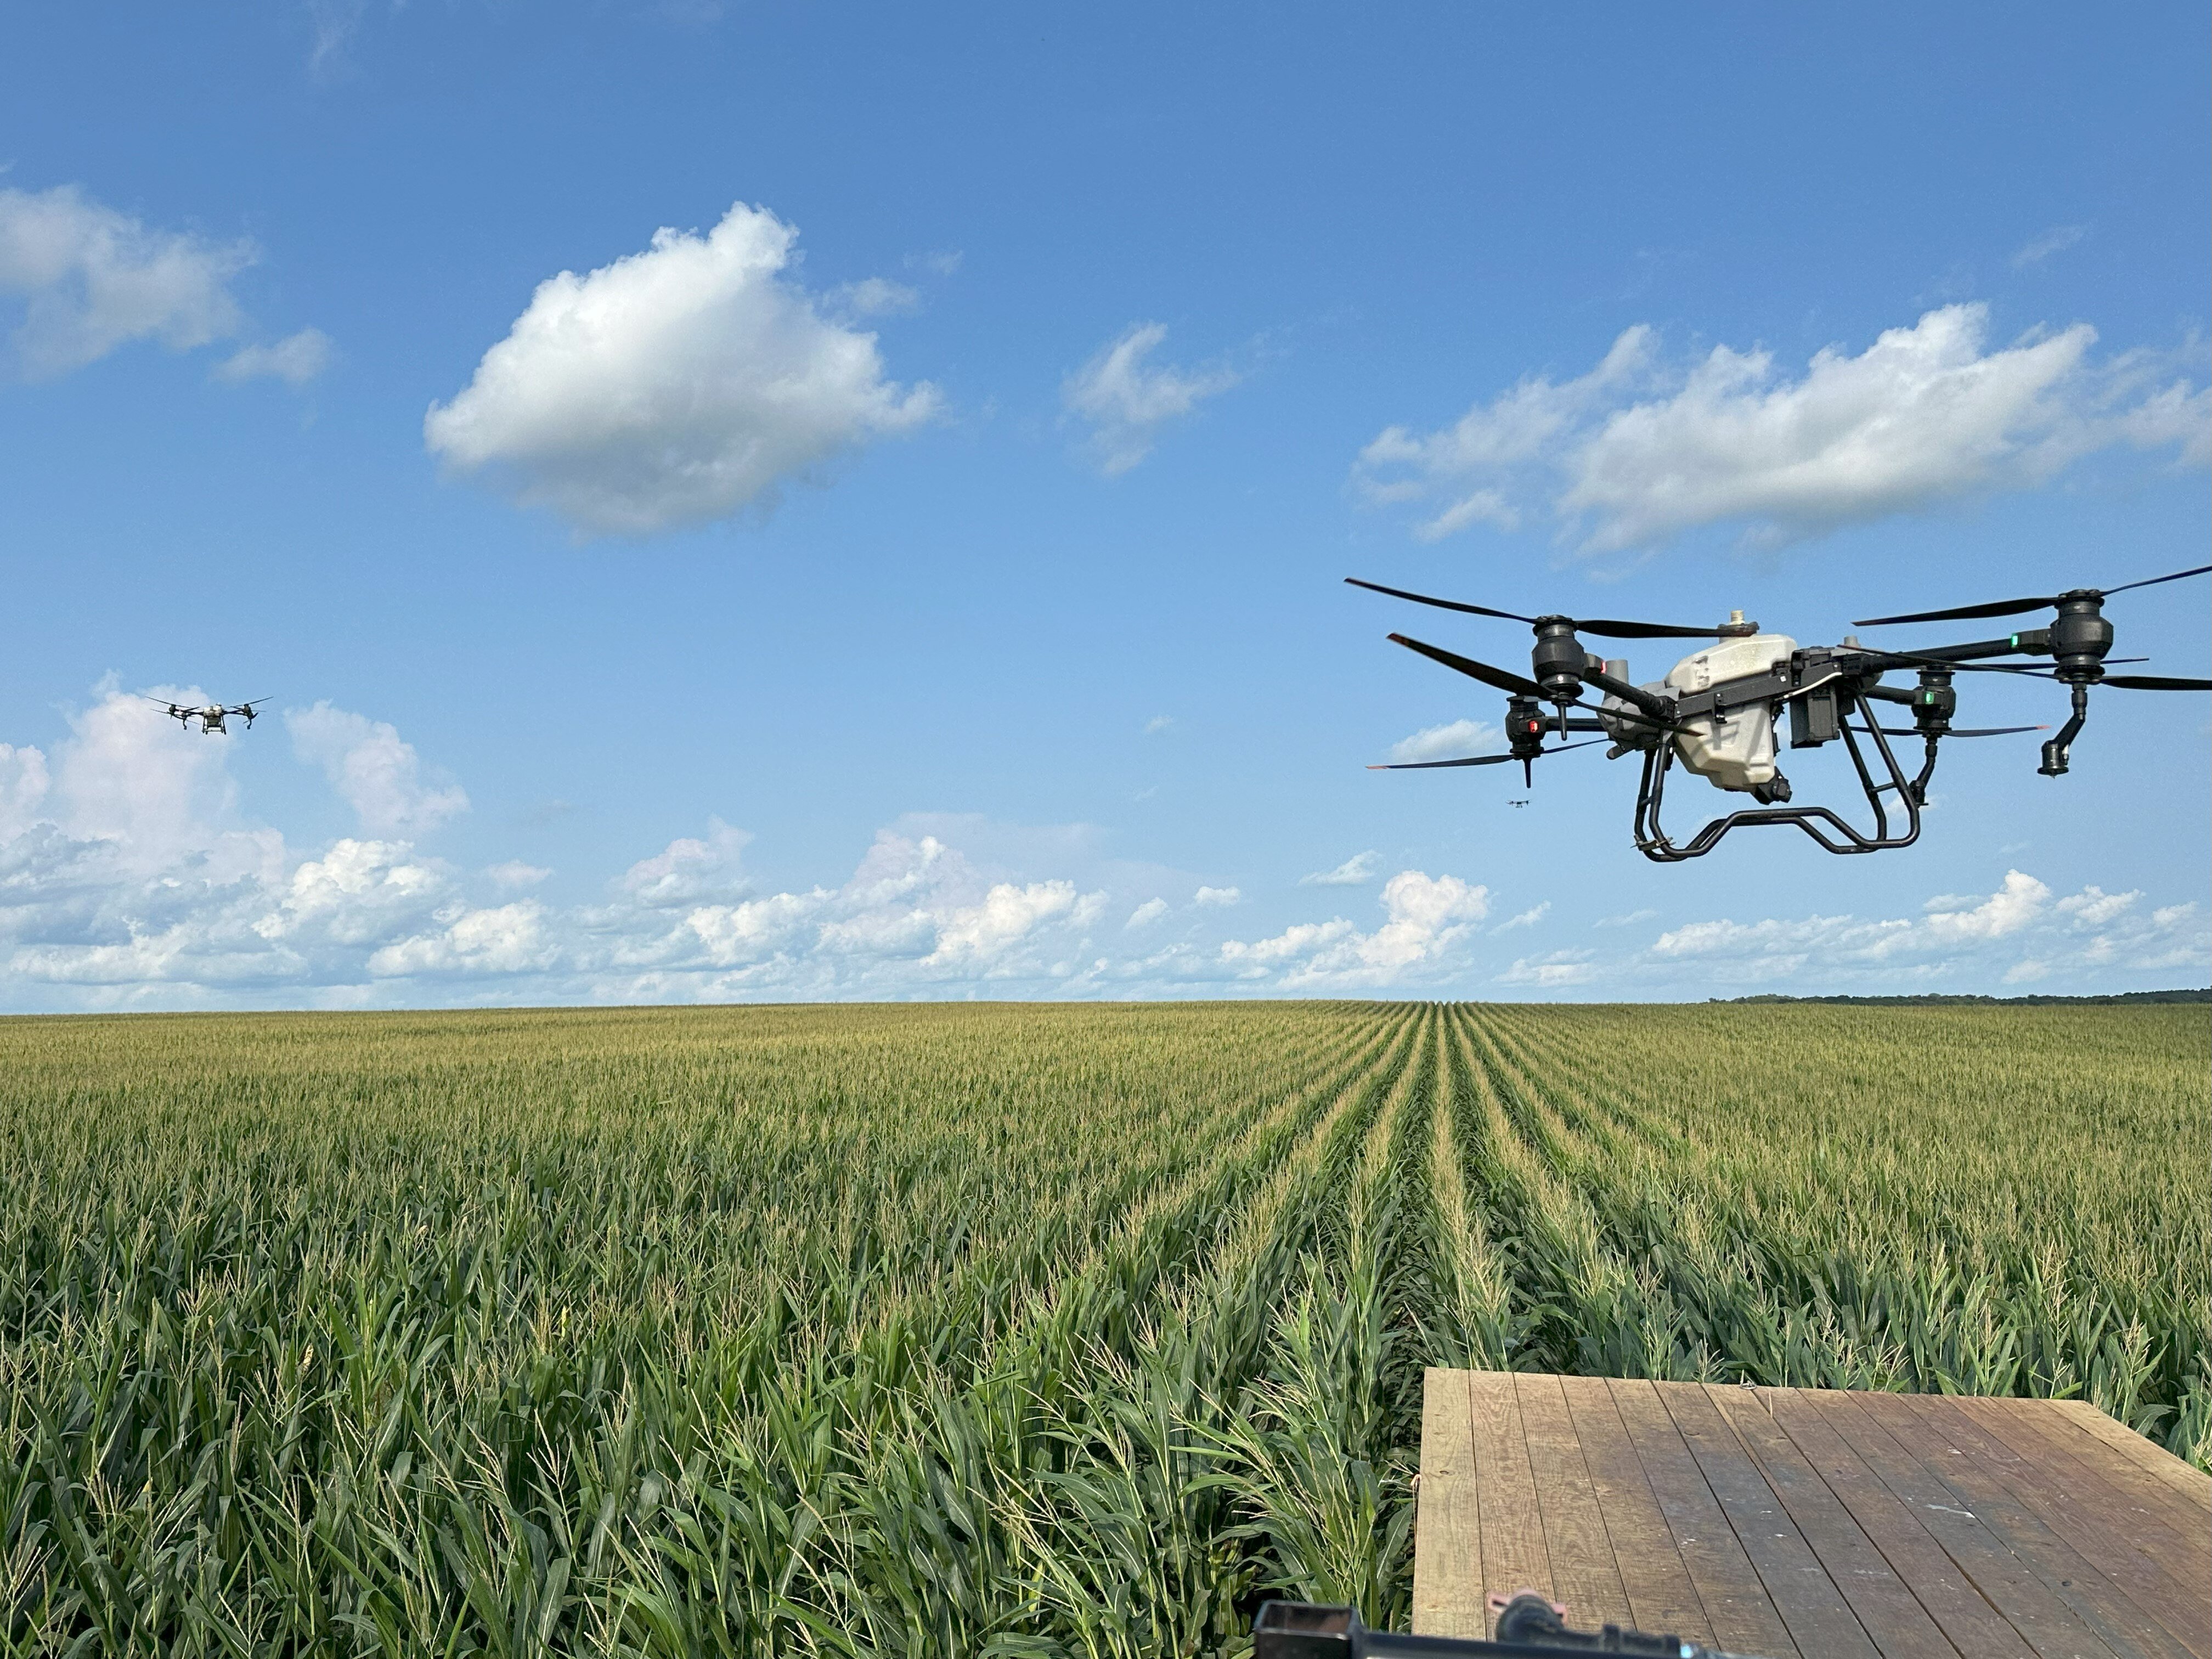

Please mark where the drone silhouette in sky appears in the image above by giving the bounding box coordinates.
[148,697,270,736]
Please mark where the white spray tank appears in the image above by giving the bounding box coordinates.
[1657,611,1797,792]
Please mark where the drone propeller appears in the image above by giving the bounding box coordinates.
[1876,651,2146,680]
[1853,564,2212,628]
[1348,578,1719,639]
[1387,632,1542,696]
[1386,634,1679,732]
[1874,725,2049,738]
[1367,737,1608,771]
[2097,674,2212,691]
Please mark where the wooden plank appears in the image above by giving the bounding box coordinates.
[1854,1392,2196,1659]
[1468,1369,1554,1636]
[1558,1374,1714,1643]
[1710,1386,1961,1659]
[1514,1373,1635,1632]
[1659,1383,1882,1659]
[1806,1391,2120,1659]
[1954,1398,2210,1599]
[1917,1396,2209,1659]
[1769,1389,2039,1659]
[1607,1378,1802,1659]
[1414,1368,1486,1638]
[2042,1400,2212,1515]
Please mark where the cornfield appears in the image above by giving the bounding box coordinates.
[3,1001,2205,1655]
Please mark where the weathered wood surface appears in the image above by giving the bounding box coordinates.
[1413,1369,2210,1659]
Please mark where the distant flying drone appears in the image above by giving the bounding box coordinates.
[149,697,268,735]
[1351,565,2211,862]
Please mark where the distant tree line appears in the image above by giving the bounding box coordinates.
[1719,989,2210,1005]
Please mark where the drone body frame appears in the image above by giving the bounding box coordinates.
[1350,568,2209,862]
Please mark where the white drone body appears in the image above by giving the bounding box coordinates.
[1633,628,1798,793]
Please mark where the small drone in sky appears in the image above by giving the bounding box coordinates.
[149,697,269,736]
[1351,565,2211,862]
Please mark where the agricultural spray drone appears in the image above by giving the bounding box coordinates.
[147,697,269,735]
[1350,566,2211,863]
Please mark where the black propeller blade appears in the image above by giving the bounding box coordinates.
[1876,652,2146,679]
[1368,738,1608,771]
[2098,674,2212,691]
[1348,578,1720,639]
[1874,725,2050,738]
[1387,633,1681,731]
[1387,633,1544,697]
[1854,564,2212,627]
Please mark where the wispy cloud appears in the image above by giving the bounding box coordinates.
[2011,224,2086,269]
[1300,851,1380,887]
[1063,322,1240,475]
[0,184,259,378]
[1388,719,1497,765]
[216,327,332,387]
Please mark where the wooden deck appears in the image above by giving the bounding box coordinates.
[1415,1369,2210,1659]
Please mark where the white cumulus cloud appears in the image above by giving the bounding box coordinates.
[425,202,939,536]
[1358,303,2209,554]
[1222,870,1490,989]
[1195,885,1242,907]
[1063,322,1240,475]
[288,703,469,837]
[371,902,556,978]
[1637,870,2205,990]
[926,881,1081,966]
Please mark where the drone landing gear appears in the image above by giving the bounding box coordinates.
[1633,693,1923,862]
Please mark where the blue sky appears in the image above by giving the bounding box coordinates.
[1,2,2205,1008]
